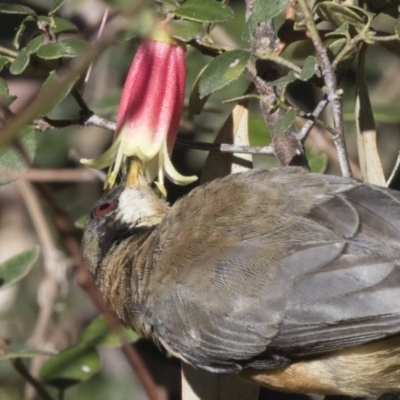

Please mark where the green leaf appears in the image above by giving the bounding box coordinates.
[36,16,78,35]
[316,3,370,32]
[0,126,36,185]
[174,0,234,23]
[53,17,78,34]
[300,56,318,81]
[0,247,39,291]
[37,70,79,115]
[271,109,297,135]
[9,49,30,75]
[325,22,351,40]
[0,3,36,15]
[395,23,400,41]
[243,0,288,41]
[40,343,101,389]
[199,50,251,98]
[170,19,201,42]
[306,148,328,173]
[327,38,357,70]
[0,77,8,98]
[0,56,7,72]
[11,35,45,74]
[26,35,44,53]
[13,16,36,50]
[74,215,87,230]
[49,0,65,15]
[267,71,296,87]
[37,39,89,60]
[0,345,53,361]
[83,316,141,347]
[189,65,210,117]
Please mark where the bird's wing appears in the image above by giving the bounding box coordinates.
[270,180,400,358]
[144,168,400,373]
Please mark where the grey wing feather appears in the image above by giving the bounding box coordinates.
[145,168,400,372]
[270,181,400,359]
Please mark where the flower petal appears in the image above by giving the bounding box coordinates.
[80,138,121,169]
[162,141,197,185]
[115,39,186,161]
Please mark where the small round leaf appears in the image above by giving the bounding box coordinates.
[300,56,318,81]
[83,316,141,347]
[316,3,369,32]
[53,18,78,34]
[37,39,89,60]
[170,20,201,42]
[0,346,53,361]
[49,0,65,15]
[268,71,296,87]
[0,126,36,185]
[174,0,234,23]
[10,49,30,75]
[40,344,101,389]
[243,0,288,41]
[0,247,39,291]
[0,3,36,15]
[306,148,328,173]
[189,65,210,117]
[199,50,251,98]
[395,23,400,41]
[0,56,8,73]
[0,77,9,98]
[37,70,79,115]
[271,109,297,135]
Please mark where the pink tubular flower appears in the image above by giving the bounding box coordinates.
[81,28,197,189]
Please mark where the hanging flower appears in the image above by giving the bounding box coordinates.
[81,26,197,190]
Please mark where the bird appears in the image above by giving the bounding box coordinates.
[82,166,400,396]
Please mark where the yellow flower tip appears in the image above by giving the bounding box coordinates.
[162,142,198,186]
[126,159,145,187]
[154,181,167,198]
[104,171,118,190]
[80,158,93,166]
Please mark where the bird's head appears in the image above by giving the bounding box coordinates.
[82,183,169,280]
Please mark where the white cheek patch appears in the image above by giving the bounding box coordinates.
[117,187,167,228]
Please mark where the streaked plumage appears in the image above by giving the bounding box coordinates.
[82,167,400,395]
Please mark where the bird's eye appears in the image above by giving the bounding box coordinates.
[94,201,117,217]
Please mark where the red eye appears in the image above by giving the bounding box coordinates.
[94,201,117,217]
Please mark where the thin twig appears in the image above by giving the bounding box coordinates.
[297,0,351,177]
[0,168,99,182]
[387,153,400,188]
[296,97,329,141]
[246,1,307,168]
[176,138,275,155]
[35,114,116,132]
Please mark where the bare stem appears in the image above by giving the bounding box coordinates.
[297,0,351,177]
[176,138,275,155]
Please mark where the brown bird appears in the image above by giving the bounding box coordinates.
[82,167,400,396]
